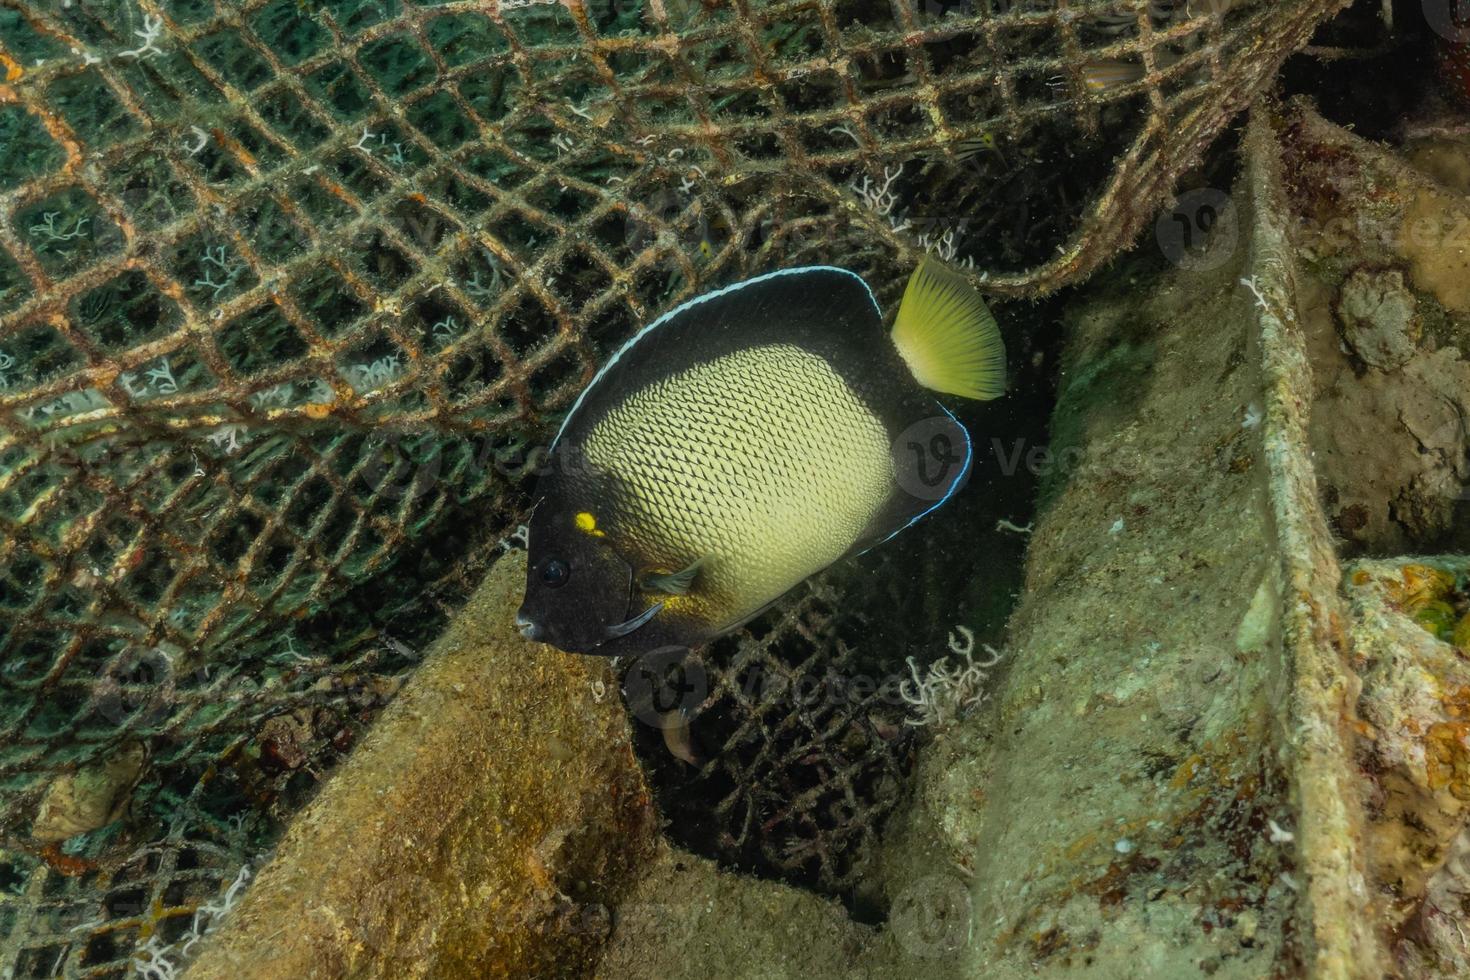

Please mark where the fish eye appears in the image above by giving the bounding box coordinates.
[541,559,570,588]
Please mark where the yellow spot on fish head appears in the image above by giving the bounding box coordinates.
[574,511,604,537]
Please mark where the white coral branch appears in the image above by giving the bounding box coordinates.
[119,14,164,60]
[849,163,910,233]
[132,865,251,978]
[899,628,1003,728]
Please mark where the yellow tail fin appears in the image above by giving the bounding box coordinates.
[890,258,1006,400]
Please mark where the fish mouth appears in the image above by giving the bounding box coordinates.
[515,612,542,641]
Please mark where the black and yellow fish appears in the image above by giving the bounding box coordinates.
[516,258,1005,656]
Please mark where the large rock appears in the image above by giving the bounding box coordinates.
[189,551,659,977]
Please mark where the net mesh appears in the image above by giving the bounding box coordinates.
[0,0,1344,972]
[621,552,914,918]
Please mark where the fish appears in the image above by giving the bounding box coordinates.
[955,132,998,159]
[952,131,1008,168]
[516,258,1006,657]
[1080,58,1148,93]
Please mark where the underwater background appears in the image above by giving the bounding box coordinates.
[1,0,1468,976]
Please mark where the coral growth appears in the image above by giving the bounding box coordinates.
[899,626,1002,728]
[131,865,252,979]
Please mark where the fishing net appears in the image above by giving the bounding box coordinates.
[0,0,1346,973]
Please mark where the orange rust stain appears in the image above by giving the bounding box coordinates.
[303,403,333,420]
[1084,853,1162,908]
[1063,831,1099,862]
[1444,686,1470,720]
[40,841,95,877]
[1169,753,1204,791]
[524,848,556,895]
[156,278,188,304]
[1428,681,1470,799]
[1030,926,1070,959]
[0,54,22,82]
[33,107,83,169]
[1425,721,1470,801]
[322,179,358,208]
[214,129,258,169]
[1387,563,1454,612]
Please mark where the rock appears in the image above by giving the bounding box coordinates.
[31,741,148,844]
[188,552,659,979]
[1347,558,1470,928]
[1337,267,1421,371]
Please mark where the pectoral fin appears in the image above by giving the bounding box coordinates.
[643,557,705,596]
[604,601,664,640]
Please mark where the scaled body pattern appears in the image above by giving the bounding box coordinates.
[518,261,1005,656]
